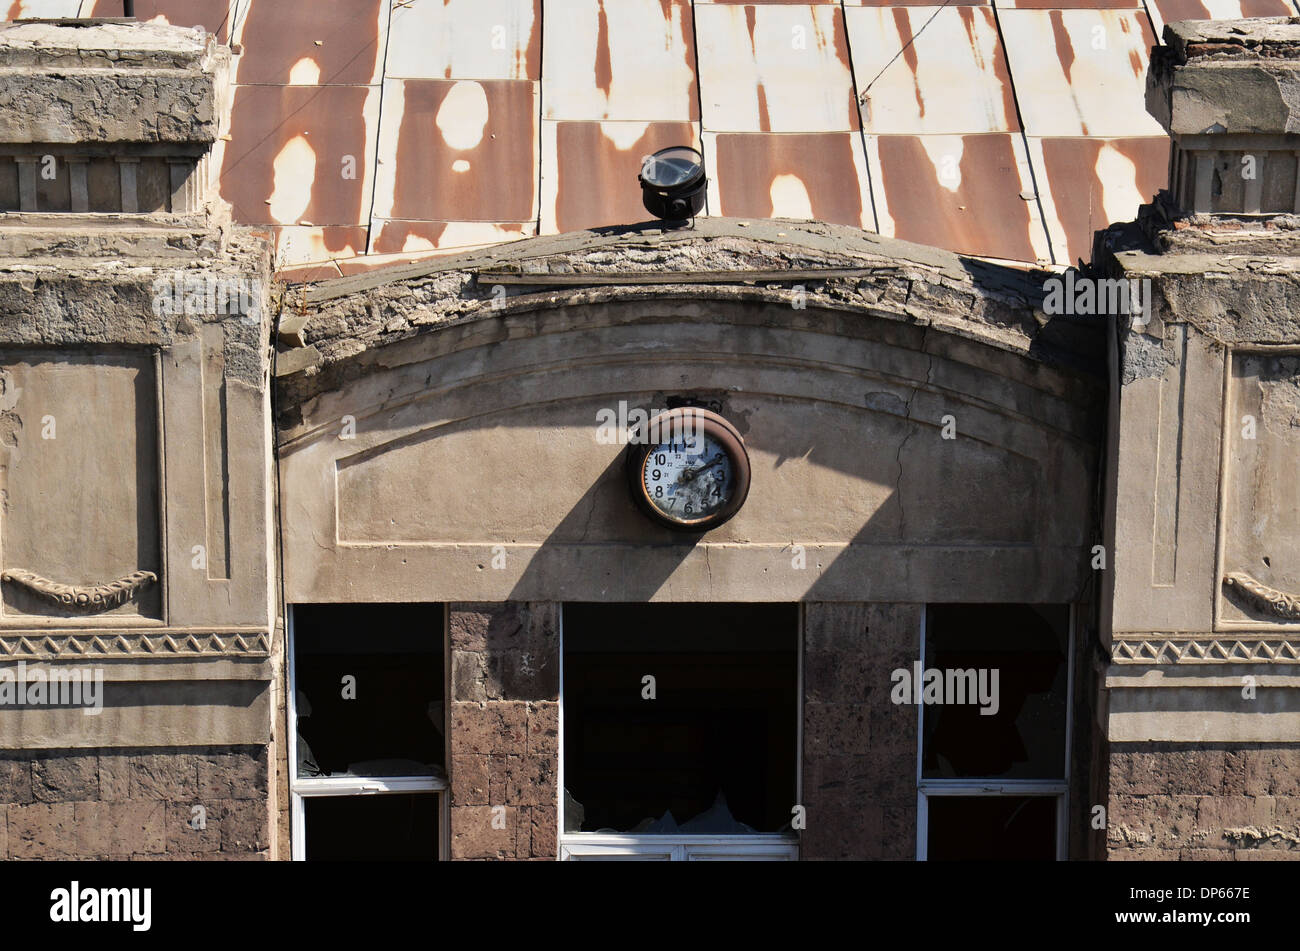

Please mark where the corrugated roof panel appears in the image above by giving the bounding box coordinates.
[996,0,1139,9]
[843,0,986,6]
[543,0,698,121]
[541,120,701,233]
[703,131,874,229]
[1029,135,1169,265]
[1147,0,1297,39]
[83,1,234,42]
[277,261,344,283]
[696,3,858,132]
[369,220,535,255]
[386,0,540,82]
[867,133,1052,263]
[19,0,1230,274]
[232,0,389,85]
[998,10,1163,137]
[847,6,1019,135]
[273,225,370,267]
[218,84,380,228]
[6,0,82,15]
[370,78,539,223]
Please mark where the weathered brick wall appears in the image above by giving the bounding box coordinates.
[0,746,268,860]
[448,603,559,860]
[802,603,919,860]
[1109,744,1300,860]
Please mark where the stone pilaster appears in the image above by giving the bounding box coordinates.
[801,603,918,860]
[1099,16,1300,860]
[447,603,559,860]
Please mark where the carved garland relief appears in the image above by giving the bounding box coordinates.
[0,568,157,613]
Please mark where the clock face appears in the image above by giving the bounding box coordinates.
[626,408,750,532]
[641,434,736,523]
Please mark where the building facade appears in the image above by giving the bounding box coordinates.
[0,12,1297,861]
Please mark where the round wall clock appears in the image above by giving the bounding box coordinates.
[625,408,751,532]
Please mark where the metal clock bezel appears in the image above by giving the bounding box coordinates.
[625,407,751,532]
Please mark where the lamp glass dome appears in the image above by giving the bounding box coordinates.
[640,147,704,189]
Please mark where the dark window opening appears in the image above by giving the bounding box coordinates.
[303,794,438,861]
[926,796,1057,861]
[922,604,1069,780]
[563,602,798,835]
[293,603,444,779]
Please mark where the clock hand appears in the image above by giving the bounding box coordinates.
[679,461,723,486]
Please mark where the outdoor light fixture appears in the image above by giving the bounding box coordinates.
[638,146,706,224]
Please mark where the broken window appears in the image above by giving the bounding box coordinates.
[289,603,447,861]
[922,604,1069,779]
[918,604,1071,860]
[560,602,798,859]
[292,603,444,779]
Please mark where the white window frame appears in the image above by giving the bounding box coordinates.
[286,605,450,862]
[915,604,1075,861]
[555,602,803,862]
[560,835,800,861]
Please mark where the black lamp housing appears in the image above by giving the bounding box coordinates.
[638,146,706,223]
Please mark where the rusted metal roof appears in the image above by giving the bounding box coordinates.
[232,0,388,85]
[9,0,1300,275]
[1030,135,1170,264]
[544,0,697,121]
[82,1,235,42]
[696,3,857,132]
[705,132,874,229]
[997,10,1162,137]
[542,120,702,233]
[8,1,81,16]
[848,6,1019,134]
[868,133,1052,263]
[370,78,539,254]
[217,84,379,227]
[386,0,540,82]
[1147,0,1295,36]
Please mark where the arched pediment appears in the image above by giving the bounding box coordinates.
[276,218,1102,427]
[275,219,1104,605]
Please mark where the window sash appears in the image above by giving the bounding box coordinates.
[559,834,799,862]
[287,605,450,861]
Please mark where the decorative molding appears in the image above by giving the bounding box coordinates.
[1,568,157,612]
[1112,636,1300,664]
[1223,571,1300,621]
[0,631,269,659]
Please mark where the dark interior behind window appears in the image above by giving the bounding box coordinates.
[293,603,444,779]
[563,602,798,835]
[922,604,1069,780]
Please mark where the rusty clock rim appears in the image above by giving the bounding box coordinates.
[625,407,751,533]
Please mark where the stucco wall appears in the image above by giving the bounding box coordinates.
[279,297,1102,606]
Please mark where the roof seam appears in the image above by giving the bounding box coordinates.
[838,0,881,233]
[989,0,1058,265]
[364,0,397,257]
